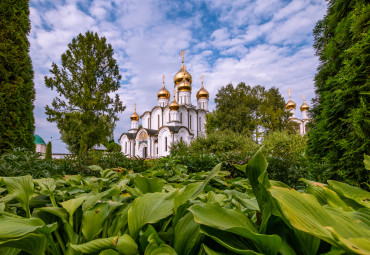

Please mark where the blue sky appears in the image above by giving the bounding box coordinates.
[29,0,327,153]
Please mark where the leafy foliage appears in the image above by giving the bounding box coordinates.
[44,31,125,159]
[0,151,369,254]
[307,0,370,188]
[45,142,52,160]
[206,83,293,139]
[0,0,35,153]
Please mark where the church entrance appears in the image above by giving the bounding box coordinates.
[143,147,147,158]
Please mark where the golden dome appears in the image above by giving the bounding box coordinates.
[285,99,296,110]
[300,100,309,111]
[178,77,191,92]
[169,92,179,111]
[196,76,209,99]
[130,104,139,121]
[174,50,192,85]
[157,76,170,99]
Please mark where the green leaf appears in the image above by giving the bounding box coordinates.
[327,180,370,208]
[269,186,370,254]
[174,212,201,255]
[70,236,117,253]
[88,165,103,171]
[189,203,281,255]
[144,233,177,255]
[201,244,226,255]
[82,202,110,241]
[114,234,138,255]
[128,191,175,238]
[134,175,164,194]
[34,207,68,223]
[2,176,34,217]
[99,249,119,255]
[364,155,370,171]
[60,196,87,225]
[0,247,21,255]
[0,213,45,239]
[0,233,46,255]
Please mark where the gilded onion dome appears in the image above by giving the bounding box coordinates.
[196,76,209,99]
[178,77,192,92]
[157,75,170,99]
[130,104,139,121]
[169,92,179,111]
[300,99,309,111]
[174,50,192,85]
[285,89,296,110]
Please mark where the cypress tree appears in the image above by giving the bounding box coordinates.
[0,0,35,153]
[45,141,52,160]
[307,0,370,187]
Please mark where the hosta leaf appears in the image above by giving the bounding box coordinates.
[189,203,281,255]
[60,196,87,225]
[82,203,110,241]
[128,191,175,238]
[70,236,117,253]
[364,155,370,171]
[99,249,119,255]
[34,207,68,223]
[134,176,164,194]
[0,233,46,255]
[269,186,370,254]
[327,180,370,208]
[201,243,226,255]
[174,163,222,212]
[34,178,56,194]
[300,179,351,211]
[174,212,201,255]
[0,213,45,239]
[114,234,138,255]
[82,187,120,211]
[200,226,262,255]
[144,233,177,255]
[88,165,103,171]
[0,247,21,255]
[2,176,34,217]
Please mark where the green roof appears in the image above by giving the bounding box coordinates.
[34,134,46,145]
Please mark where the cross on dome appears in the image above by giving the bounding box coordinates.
[180,50,186,64]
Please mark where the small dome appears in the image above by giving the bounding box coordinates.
[196,78,209,99]
[285,99,296,110]
[169,96,179,111]
[174,66,192,85]
[300,101,309,111]
[177,77,191,92]
[157,83,170,99]
[34,134,46,145]
[130,104,139,121]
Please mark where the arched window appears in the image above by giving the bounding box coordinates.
[165,137,167,152]
[125,142,127,153]
[180,137,183,142]
[169,112,170,121]
[158,114,160,129]
[199,117,201,131]
[190,116,192,129]
[180,113,183,123]
[148,118,150,128]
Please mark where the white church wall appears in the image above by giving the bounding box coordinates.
[158,128,172,157]
[151,108,162,130]
[163,108,170,125]
[142,112,150,129]
[179,107,188,127]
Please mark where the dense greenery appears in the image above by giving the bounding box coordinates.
[0,150,369,254]
[206,84,294,140]
[307,0,370,188]
[0,0,35,153]
[44,31,125,159]
[45,142,52,160]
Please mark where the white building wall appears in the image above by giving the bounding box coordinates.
[142,113,150,129]
[158,128,172,157]
[163,108,170,125]
[151,108,162,130]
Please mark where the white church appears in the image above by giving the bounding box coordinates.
[285,89,310,135]
[119,51,209,158]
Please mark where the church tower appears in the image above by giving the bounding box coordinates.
[157,75,170,107]
[167,90,180,126]
[196,75,209,111]
[173,50,192,104]
[300,96,309,120]
[285,89,296,118]
[129,104,139,133]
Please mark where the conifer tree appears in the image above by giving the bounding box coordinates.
[0,0,35,153]
[307,0,370,187]
[45,141,52,160]
[45,31,125,159]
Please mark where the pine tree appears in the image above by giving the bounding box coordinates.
[307,0,370,187]
[0,0,35,153]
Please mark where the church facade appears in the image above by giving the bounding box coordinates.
[119,51,209,158]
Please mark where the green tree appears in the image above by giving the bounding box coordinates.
[44,31,125,159]
[0,0,35,153]
[206,83,293,140]
[45,141,52,160]
[307,0,370,187]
